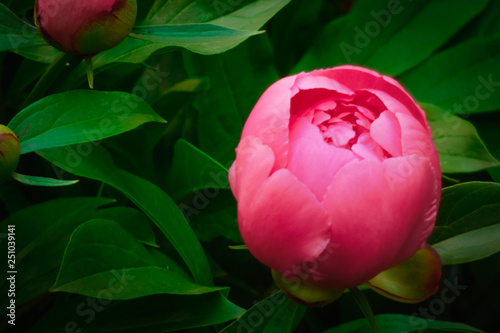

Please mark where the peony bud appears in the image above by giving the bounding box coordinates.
[0,125,20,182]
[34,0,137,56]
[229,65,442,302]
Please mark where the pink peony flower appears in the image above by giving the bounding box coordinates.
[229,66,441,294]
[35,0,137,56]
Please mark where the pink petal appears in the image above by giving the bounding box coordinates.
[291,72,354,97]
[312,111,331,125]
[239,169,330,275]
[351,133,385,161]
[241,75,298,170]
[370,111,403,157]
[287,118,358,201]
[307,157,439,290]
[229,136,275,204]
[324,123,355,147]
[396,113,441,179]
[315,100,337,111]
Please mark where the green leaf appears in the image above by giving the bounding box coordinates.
[13,44,59,64]
[11,172,79,187]
[208,0,292,31]
[293,0,489,75]
[166,139,229,200]
[185,35,279,163]
[400,35,500,113]
[90,206,158,247]
[144,0,249,25]
[52,219,223,298]
[0,3,50,53]
[423,103,499,173]
[434,223,500,265]
[220,291,306,333]
[429,182,500,244]
[190,203,242,243]
[8,90,166,154]
[0,197,114,313]
[30,293,244,333]
[37,144,213,286]
[321,314,484,333]
[0,2,59,63]
[130,24,262,55]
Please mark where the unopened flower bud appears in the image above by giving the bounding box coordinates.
[0,125,20,182]
[35,0,137,56]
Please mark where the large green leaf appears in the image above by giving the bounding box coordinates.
[28,292,244,333]
[0,197,114,313]
[13,44,59,64]
[37,144,213,286]
[220,291,306,333]
[90,206,157,247]
[144,0,250,25]
[130,24,262,55]
[434,223,500,265]
[52,219,223,298]
[185,35,279,163]
[322,314,484,333]
[429,182,500,244]
[166,139,229,200]
[293,0,488,75]
[400,35,500,113]
[8,90,166,154]
[208,0,292,31]
[423,103,499,173]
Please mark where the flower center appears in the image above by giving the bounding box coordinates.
[291,89,394,161]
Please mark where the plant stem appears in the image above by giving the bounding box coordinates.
[350,287,379,333]
[22,51,75,108]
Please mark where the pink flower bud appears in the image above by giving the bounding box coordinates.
[0,125,20,182]
[35,0,137,56]
[230,66,442,296]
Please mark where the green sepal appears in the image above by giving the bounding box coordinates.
[366,244,442,303]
